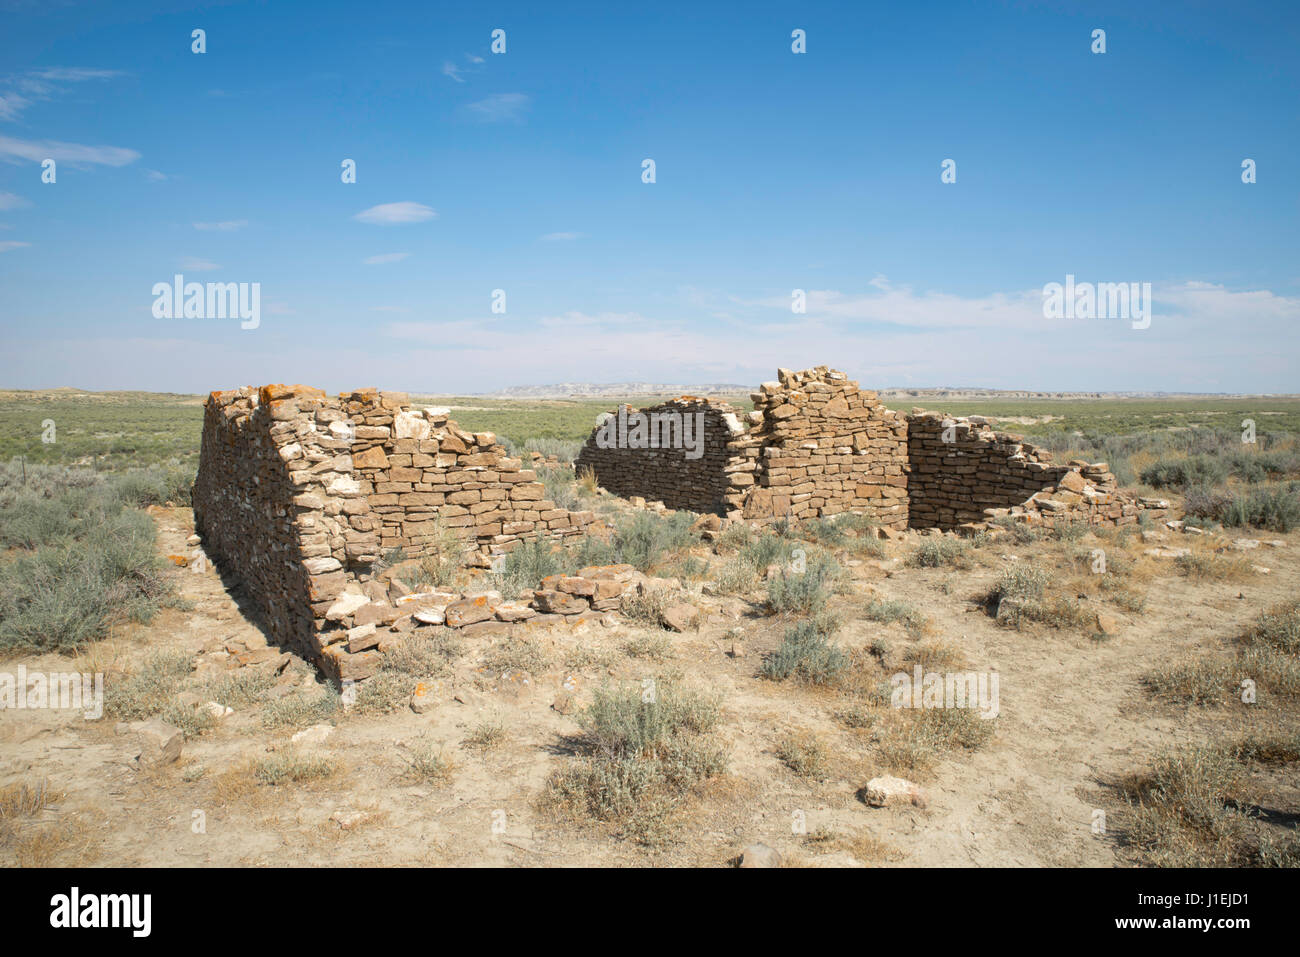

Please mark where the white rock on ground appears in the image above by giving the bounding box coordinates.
[863,775,928,808]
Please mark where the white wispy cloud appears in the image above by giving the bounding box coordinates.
[0,93,31,121]
[374,280,1300,392]
[145,169,168,182]
[466,93,530,123]
[193,220,248,231]
[0,66,123,121]
[0,135,139,167]
[179,257,221,271]
[0,241,30,253]
[0,191,30,210]
[540,231,582,242]
[354,202,436,225]
[443,53,486,83]
[31,67,123,82]
[363,252,410,265]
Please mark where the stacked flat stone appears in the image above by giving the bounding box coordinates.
[742,366,910,528]
[571,365,1167,535]
[573,397,750,515]
[905,411,1166,530]
[193,383,599,682]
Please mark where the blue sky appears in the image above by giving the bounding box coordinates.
[0,0,1297,393]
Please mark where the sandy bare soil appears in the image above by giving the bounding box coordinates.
[1,505,1295,868]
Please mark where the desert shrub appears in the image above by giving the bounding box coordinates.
[198,668,279,709]
[483,637,549,675]
[1140,456,1229,489]
[623,632,674,660]
[659,555,708,582]
[565,532,618,571]
[901,638,966,671]
[403,738,453,783]
[538,463,581,510]
[1181,482,1300,533]
[373,546,407,574]
[862,598,928,637]
[1051,519,1087,542]
[0,489,101,550]
[987,563,1050,607]
[798,516,847,547]
[1118,738,1300,866]
[104,649,191,720]
[715,522,755,553]
[260,686,341,730]
[619,587,671,629]
[775,732,829,780]
[1141,657,1240,706]
[110,467,194,507]
[1181,485,1232,521]
[712,557,759,595]
[491,535,564,598]
[910,537,972,569]
[986,563,1087,628]
[915,705,997,751]
[612,511,698,572]
[0,507,173,653]
[1145,601,1300,706]
[578,682,720,758]
[1225,450,1296,483]
[848,534,888,559]
[400,516,465,589]
[547,681,727,843]
[1242,600,1300,656]
[875,705,996,771]
[761,619,846,684]
[253,750,337,786]
[766,554,843,616]
[524,437,583,462]
[992,516,1043,544]
[1174,551,1249,581]
[1219,485,1300,532]
[463,717,508,753]
[738,533,795,571]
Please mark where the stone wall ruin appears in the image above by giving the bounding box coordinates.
[576,365,1166,534]
[193,384,599,681]
[192,369,1168,684]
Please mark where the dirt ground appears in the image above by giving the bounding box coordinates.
[1,504,1295,868]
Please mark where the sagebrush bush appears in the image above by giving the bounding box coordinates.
[1119,738,1300,866]
[712,557,758,595]
[547,680,728,843]
[761,619,846,684]
[1219,485,1300,532]
[491,535,564,598]
[1141,455,1229,489]
[1243,600,1300,656]
[400,516,464,589]
[910,537,972,568]
[612,510,698,572]
[862,598,928,637]
[738,533,795,571]
[766,554,843,616]
[0,506,172,652]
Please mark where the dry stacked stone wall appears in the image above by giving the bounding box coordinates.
[905,410,1165,530]
[573,399,748,515]
[740,367,910,528]
[576,366,1166,533]
[193,384,598,679]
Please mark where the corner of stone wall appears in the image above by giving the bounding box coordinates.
[194,383,602,684]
